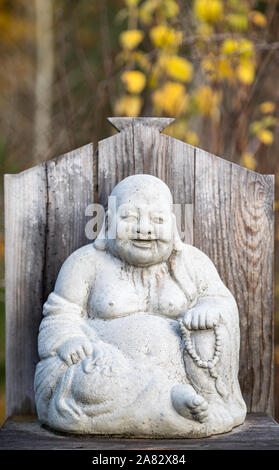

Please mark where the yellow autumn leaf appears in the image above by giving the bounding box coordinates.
[194,0,223,23]
[258,129,274,145]
[152,82,188,116]
[221,38,239,56]
[201,57,217,79]
[121,70,146,94]
[202,57,234,83]
[185,130,199,146]
[238,39,254,59]
[249,10,267,28]
[222,38,254,60]
[250,120,263,135]
[163,0,180,18]
[227,13,248,32]
[197,23,213,38]
[240,152,257,171]
[237,61,255,85]
[0,13,35,43]
[195,86,220,117]
[216,58,233,81]
[125,0,140,6]
[133,51,150,71]
[260,102,276,114]
[120,30,144,50]
[150,25,182,49]
[164,56,193,82]
[139,0,158,24]
[148,67,160,89]
[164,121,185,140]
[165,121,199,146]
[114,95,142,117]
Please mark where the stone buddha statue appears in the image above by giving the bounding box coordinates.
[34,174,246,437]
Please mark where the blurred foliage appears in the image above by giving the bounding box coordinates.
[0,0,279,423]
[114,0,279,162]
[113,3,279,426]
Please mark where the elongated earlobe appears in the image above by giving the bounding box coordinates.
[94,211,108,251]
[172,213,183,251]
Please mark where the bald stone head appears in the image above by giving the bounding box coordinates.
[111,174,173,208]
[106,174,177,267]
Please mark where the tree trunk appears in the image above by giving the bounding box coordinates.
[34,0,54,164]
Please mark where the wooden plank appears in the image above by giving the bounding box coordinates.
[4,165,47,417]
[43,143,94,299]
[163,136,194,244]
[98,119,274,413]
[4,143,95,417]
[4,117,274,421]
[98,118,194,243]
[0,414,279,450]
[132,119,195,243]
[97,123,134,209]
[194,148,274,414]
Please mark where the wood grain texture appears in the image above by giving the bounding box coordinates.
[4,143,95,417]
[99,119,274,413]
[5,165,47,416]
[4,117,275,420]
[0,414,279,450]
[43,143,94,299]
[194,148,274,414]
[98,118,194,243]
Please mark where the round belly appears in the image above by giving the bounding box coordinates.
[90,313,186,383]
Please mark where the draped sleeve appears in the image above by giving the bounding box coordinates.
[37,243,98,358]
[38,292,97,359]
[34,244,98,422]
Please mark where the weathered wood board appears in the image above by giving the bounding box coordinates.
[0,414,279,450]
[194,148,274,414]
[98,118,274,415]
[4,117,275,420]
[43,144,95,299]
[5,165,47,416]
[4,143,94,417]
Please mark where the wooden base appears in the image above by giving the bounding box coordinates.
[0,413,279,450]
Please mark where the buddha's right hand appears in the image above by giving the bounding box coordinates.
[57,336,93,366]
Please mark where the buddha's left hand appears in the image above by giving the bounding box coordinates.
[183,305,220,330]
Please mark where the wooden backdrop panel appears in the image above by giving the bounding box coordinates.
[4,117,274,417]
[5,165,47,416]
[194,147,274,414]
[4,143,95,416]
[98,119,274,414]
[44,143,94,299]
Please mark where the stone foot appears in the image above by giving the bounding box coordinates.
[171,384,208,423]
[208,405,235,433]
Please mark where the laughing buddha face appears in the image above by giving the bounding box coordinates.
[106,175,176,267]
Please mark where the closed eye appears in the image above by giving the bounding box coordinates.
[121,215,138,222]
[152,217,165,224]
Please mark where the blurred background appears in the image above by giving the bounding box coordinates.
[0,0,279,424]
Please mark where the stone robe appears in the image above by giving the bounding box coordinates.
[34,241,246,437]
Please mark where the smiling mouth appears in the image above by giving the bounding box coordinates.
[132,239,156,248]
